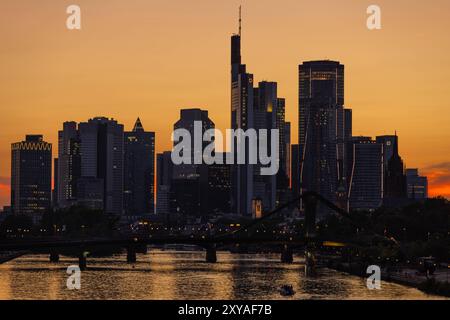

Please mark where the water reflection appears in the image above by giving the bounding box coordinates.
[0,251,445,300]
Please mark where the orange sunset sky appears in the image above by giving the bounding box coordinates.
[1,0,450,209]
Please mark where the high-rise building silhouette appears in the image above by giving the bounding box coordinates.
[384,134,407,199]
[284,121,291,187]
[253,81,277,212]
[299,60,344,152]
[291,144,300,197]
[230,12,282,216]
[123,118,155,215]
[11,135,52,219]
[53,158,58,208]
[376,135,397,170]
[347,137,384,211]
[344,109,353,139]
[230,26,255,216]
[78,117,124,215]
[276,98,286,172]
[76,177,104,210]
[406,169,428,200]
[56,121,81,209]
[172,109,214,216]
[274,99,290,206]
[207,153,232,214]
[156,151,173,214]
[298,60,346,217]
[343,108,353,189]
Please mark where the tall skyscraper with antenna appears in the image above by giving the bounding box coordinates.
[229,8,282,216]
[230,7,255,216]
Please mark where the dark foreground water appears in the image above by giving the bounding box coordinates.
[0,251,445,300]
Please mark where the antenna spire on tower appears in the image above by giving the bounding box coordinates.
[239,5,242,36]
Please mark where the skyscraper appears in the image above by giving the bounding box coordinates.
[275,99,290,206]
[406,169,428,200]
[57,121,81,209]
[11,135,52,218]
[230,12,282,216]
[207,153,232,214]
[299,60,344,152]
[347,137,384,211]
[253,81,277,212]
[376,135,397,170]
[344,109,353,139]
[230,16,256,216]
[384,134,407,199]
[53,158,58,208]
[172,109,214,216]
[284,121,291,187]
[156,151,173,214]
[298,61,346,217]
[276,98,287,178]
[343,108,353,188]
[291,144,300,197]
[78,117,124,215]
[124,118,155,215]
[76,177,104,210]
[173,109,214,169]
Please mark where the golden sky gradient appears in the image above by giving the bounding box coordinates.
[1,0,450,208]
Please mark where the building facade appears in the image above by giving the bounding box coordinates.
[253,81,278,212]
[172,109,214,216]
[384,135,407,200]
[230,27,283,216]
[11,135,52,218]
[406,168,428,200]
[230,32,255,216]
[299,60,344,156]
[298,61,346,218]
[78,117,124,215]
[347,137,383,211]
[57,121,81,209]
[123,118,155,215]
[376,135,397,170]
[284,121,291,188]
[156,151,173,214]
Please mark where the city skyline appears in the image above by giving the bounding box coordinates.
[1,0,450,209]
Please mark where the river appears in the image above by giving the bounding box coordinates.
[0,250,445,300]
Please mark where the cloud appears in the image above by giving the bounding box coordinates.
[423,162,450,172]
[422,163,450,198]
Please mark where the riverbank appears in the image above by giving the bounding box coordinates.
[0,251,26,264]
[380,268,450,297]
[326,259,450,297]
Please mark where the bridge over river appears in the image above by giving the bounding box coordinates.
[0,192,393,274]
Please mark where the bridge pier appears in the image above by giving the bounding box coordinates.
[304,248,317,277]
[281,245,293,264]
[205,245,217,263]
[79,252,87,271]
[136,244,147,254]
[127,246,137,263]
[49,251,60,263]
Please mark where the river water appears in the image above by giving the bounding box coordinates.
[0,250,445,300]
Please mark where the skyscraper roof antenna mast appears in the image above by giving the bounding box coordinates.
[239,5,242,36]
